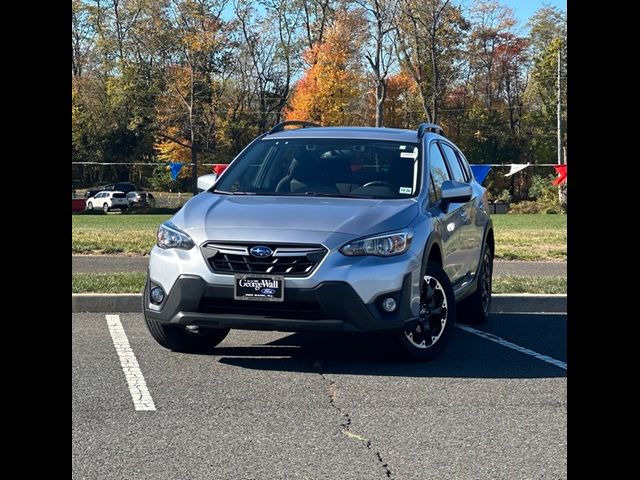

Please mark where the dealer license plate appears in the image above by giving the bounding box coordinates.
[234,275,284,302]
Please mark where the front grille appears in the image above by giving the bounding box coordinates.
[201,242,328,277]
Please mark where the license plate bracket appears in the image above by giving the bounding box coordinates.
[234,274,284,302]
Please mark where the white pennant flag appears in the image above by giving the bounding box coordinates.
[505,163,530,177]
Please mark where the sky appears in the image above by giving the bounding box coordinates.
[459,0,567,29]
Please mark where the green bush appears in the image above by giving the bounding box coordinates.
[508,200,562,214]
[490,189,512,203]
[148,165,192,192]
[518,174,565,213]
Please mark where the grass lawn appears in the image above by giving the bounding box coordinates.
[72,272,148,293]
[72,213,566,261]
[72,272,566,294]
[492,214,566,261]
[72,214,170,255]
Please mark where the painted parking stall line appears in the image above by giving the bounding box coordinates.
[106,314,156,411]
[456,324,567,371]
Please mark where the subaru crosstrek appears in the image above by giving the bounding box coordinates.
[143,121,494,360]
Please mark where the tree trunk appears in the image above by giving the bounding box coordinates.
[191,139,198,195]
[375,78,386,127]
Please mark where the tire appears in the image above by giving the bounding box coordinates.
[395,262,456,361]
[457,242,493,325]
[87,202,93,211]
[142,281,230,353]
[103,203,110,213]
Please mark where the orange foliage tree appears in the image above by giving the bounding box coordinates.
[285,11,366,126]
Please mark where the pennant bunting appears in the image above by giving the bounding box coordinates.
[504,163,530,177]
[552,165,567,186]
[169,163,184,180]
[213,164,228,176]
[470,165,492,185]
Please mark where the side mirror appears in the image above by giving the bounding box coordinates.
[197,173,218,192]
[441,180,472,204]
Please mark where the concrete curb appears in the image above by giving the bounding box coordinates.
[72,293,566,314]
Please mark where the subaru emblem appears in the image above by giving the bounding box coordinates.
[250,246,273,258]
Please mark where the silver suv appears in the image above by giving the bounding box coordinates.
[144,121,494,360]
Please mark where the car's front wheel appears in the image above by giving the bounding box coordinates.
[395,262,456,361]
[103,203,110,213]
[87,202,93,211]
[143,284,229,352]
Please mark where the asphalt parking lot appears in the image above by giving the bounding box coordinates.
[72,312,566,479]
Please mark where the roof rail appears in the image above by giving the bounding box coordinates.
[268,120,320,134]
[417,123,445,138]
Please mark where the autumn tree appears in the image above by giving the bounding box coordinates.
[234,0,302,132]
[151,0,231,192]
[285,10,367,125]
[396,0,469,124]
[357,0,399,127]
[524,6,566,164]
[382,71,422,128]
[298,0,337,55]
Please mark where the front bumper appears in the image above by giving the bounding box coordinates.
[144,274,416,332]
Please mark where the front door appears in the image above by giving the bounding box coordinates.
[427,141,466,284]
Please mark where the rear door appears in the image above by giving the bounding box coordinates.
[427,141,465,284]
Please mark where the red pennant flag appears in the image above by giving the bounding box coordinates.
[213,164,228,175]
[552,165,567,186]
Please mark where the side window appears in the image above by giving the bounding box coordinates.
[429,142,451,201]
[456,150,472,181]
[440,142,467,183]
[96,193,103,198]
[428,175,438,204]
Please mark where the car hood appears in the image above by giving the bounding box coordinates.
[173,193,419,238]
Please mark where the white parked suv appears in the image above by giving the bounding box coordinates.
[85,191,129,213]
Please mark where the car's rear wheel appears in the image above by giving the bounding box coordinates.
[395,262,456,361]
[103,203,109,213]
[87,202,93,211]
[142,282,229,352]
[458,242,493,325]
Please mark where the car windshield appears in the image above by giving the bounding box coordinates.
[213,138,420,199]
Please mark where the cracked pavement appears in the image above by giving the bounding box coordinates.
[73,312,566,479]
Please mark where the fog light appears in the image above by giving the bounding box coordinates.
[382,297,397,312]
[150,286,165,304]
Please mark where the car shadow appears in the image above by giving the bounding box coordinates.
[208,315,566,379]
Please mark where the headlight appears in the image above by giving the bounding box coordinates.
[340,230,414,257]
[156,221,195,250]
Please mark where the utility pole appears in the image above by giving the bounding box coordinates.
[557,48,562,166]
[557,45,567,209]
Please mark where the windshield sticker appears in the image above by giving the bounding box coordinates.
[399,145,406,150]
[400,151,417,159]
[399,187,412,194]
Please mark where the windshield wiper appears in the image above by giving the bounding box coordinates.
[298,192,376,199]
[213,190,256,195]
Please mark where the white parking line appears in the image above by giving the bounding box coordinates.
[456,324,567,371]
[106,315,156,411]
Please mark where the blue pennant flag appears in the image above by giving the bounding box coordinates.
[470,165,492,185]
[169,163,184,180]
